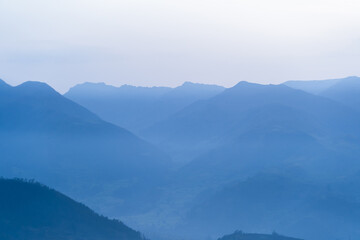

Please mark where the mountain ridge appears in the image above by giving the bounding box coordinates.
[65,81,225,132]
[0,79,171,217]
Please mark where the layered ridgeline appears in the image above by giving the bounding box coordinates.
[0,79,170,215]
[124,81,360,240]
[284,76,360,112]
[64,82,225,133]
[0,178,145,240]
[218,231,302,240]
[4,77,360,240]
[143,81,360,167]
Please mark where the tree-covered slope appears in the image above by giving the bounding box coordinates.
[0,178,145,240]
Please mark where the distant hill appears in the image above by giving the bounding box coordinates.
[284,76,360,111]
[0,178,145,240]
[0,79,171,215]
[218,231,303,240]
[64,81,225,133]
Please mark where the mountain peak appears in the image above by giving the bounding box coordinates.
[229,81,289,94]
[181,81,197,86]
[16,81,60,96]
[233,81,259,87]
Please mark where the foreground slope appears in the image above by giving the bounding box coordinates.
[65,81,225,132]
[0,79,170,214]
[0,178,145,240]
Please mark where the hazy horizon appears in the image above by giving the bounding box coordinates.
[1,75,359,94]
[1,0,360,93]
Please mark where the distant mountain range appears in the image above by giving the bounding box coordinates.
[65,81,225,133]
[143,80,360,166]
[0,178,145,240]
[120,77,360,240]
[0,79,171,215]
[2,76,360,240]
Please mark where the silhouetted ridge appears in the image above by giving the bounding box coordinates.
[65,81,224,132]
[16,81,59,96]
[181,81,223,88]
[232,80,258,87]
[226,81,290,95]
[0,178,145,240]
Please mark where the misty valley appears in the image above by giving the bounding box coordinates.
[1,76,360,240]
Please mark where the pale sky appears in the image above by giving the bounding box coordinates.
[0,0,359,93]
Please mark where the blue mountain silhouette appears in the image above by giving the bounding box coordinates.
[65,81,225,132]
[0,80,170,215]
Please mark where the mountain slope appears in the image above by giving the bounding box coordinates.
[218,231,303,240]
[65,82,225,132]
[0,79,170,215]
[0,178,145,240]
[129,82,360,240]
[284,76,360,112]
[283,77,343,94]
[143,81,360,163]
[320,76,360,112]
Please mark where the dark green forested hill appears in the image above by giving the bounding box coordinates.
[0,178,145,240]
[218,231,303,240]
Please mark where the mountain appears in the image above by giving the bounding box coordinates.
[126,81,360,240]
[143,81,360,164]
[64,81,225,133]
[0,178,145,240]
[320,76,360,111]
[218,231,303,240]
[283,77,343,94]
[4,78,360,240]
[284,76,360,112]
[0,79,170,216]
